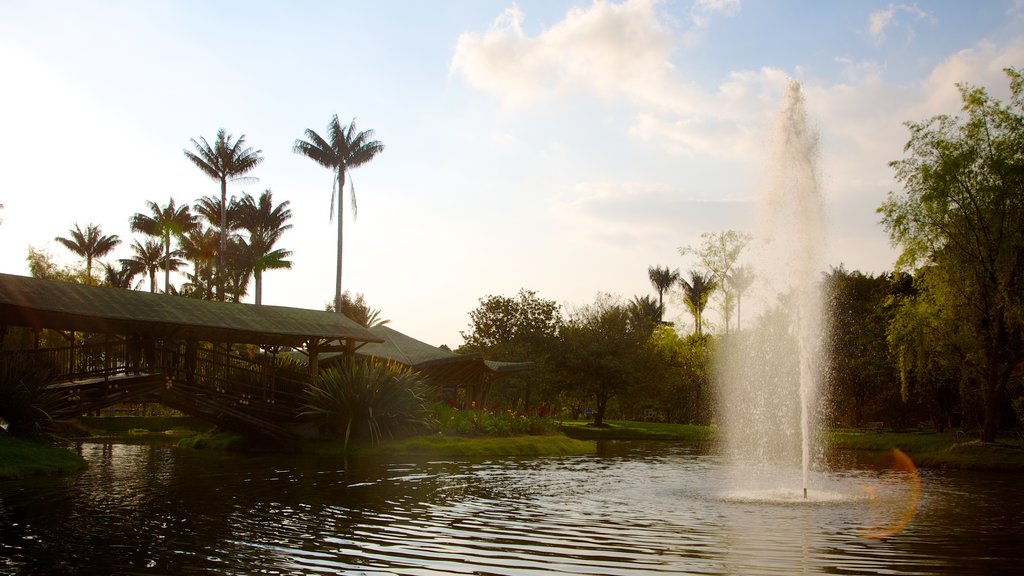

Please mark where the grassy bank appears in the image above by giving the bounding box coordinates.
[0,435,87,480]
[826,429,1024,471]
[560,420,715,442]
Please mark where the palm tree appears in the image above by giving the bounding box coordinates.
[294,115,384,313]
[184,129,264,299]
[222,236,254,303]
[628,295,662,338]
[235,189,293,305]
[333,291,389,328]
[120,239,164,293]
[101,261,137,289]
[648,265,679,322]
[54,223,121,279]
[680,270,717,337]
[727,265,756,331]
[130,198,196,294]
[178,227,219,299]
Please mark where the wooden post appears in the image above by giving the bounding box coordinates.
[103,333,111,382]
[307,339,320,383]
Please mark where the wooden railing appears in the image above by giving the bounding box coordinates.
[4,340,313,438]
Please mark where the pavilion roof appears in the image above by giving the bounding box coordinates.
[325,325,534,384]
[0,273,382,348]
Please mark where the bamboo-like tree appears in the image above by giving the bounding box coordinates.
[680,270,717,336]
[647,265,679,322]
[130,198,196,294]
[120,239,164,293]
[235,189,294,305]
[294,115,384,313]
[727,265,755,331]
[54,223,121,279]
[184,129,263,299]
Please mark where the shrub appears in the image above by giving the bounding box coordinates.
[0,351,61,439]
[302,359,432,448]
[431,403,560,437]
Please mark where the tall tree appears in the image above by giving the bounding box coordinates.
[54,223,121,279]
[120,239,164,293]
[680,270,716,337]
[101,262,138,289]
[647,265,679,322]
[130,198,196,294]
[235,189,293,305]
[178,226,219,299]
[628,294,663,339]
[727,265,756,331]
[184,129,264,299]
[557,294,660,426]
[460,289,562,409]
[328,291,390,328]
[879,68,1024,442]
[293,115,384,313]
[679,230,751,333]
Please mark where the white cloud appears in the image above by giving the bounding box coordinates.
[867,3,935,46]
[450,0,680,109]
[690,0,741,28]
[548,181,753,249]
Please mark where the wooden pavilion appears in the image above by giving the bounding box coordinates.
[0,273,383,438]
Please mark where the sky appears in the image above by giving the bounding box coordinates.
[1,0,1022,348]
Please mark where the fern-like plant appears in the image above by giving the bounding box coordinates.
[302,358,431,449]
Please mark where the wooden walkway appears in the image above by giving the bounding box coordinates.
[9,339,310,440]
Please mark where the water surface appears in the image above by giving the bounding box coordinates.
[1,440,1020,574]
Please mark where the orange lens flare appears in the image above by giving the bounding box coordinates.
[859,448,922,540]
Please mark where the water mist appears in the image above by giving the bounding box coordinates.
[717,80,826,500]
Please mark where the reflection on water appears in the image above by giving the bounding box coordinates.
[1,440,1021,574]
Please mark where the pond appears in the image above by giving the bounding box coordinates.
[1,440,1021,574]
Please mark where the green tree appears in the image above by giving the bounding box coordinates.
[326,291,390,328]
[54,223,121,279]
[823,267,904,428]
[727,265,755,331]
[120,239,164,293]
[679,230,751,333]
[235,189,293,305]
[650,325,714,424]
[879,68,1024,442]
[294,116,385,313]
[27,246,90,283]
[101,261,138,289]
[130,198,195,294]
[184,129,264,299]
[557,294,659,426]
[628,294,662,339]
[679,270,716,336]
[647,265,679,322]
[460,289,562,408]
[178,227,219,299]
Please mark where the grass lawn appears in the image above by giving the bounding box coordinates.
[559,419,715,442]
[825,429,1024,471]
[0,435,87,480]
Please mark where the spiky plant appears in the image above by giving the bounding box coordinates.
[0,351,60,438]
[302,358,430,449]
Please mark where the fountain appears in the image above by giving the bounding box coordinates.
[717,79,827,501]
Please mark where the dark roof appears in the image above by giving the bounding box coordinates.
[0,273,382,347]
[355,325,483,368]
[330,325,534,385]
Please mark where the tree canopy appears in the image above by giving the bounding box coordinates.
[879,67,1024,441]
